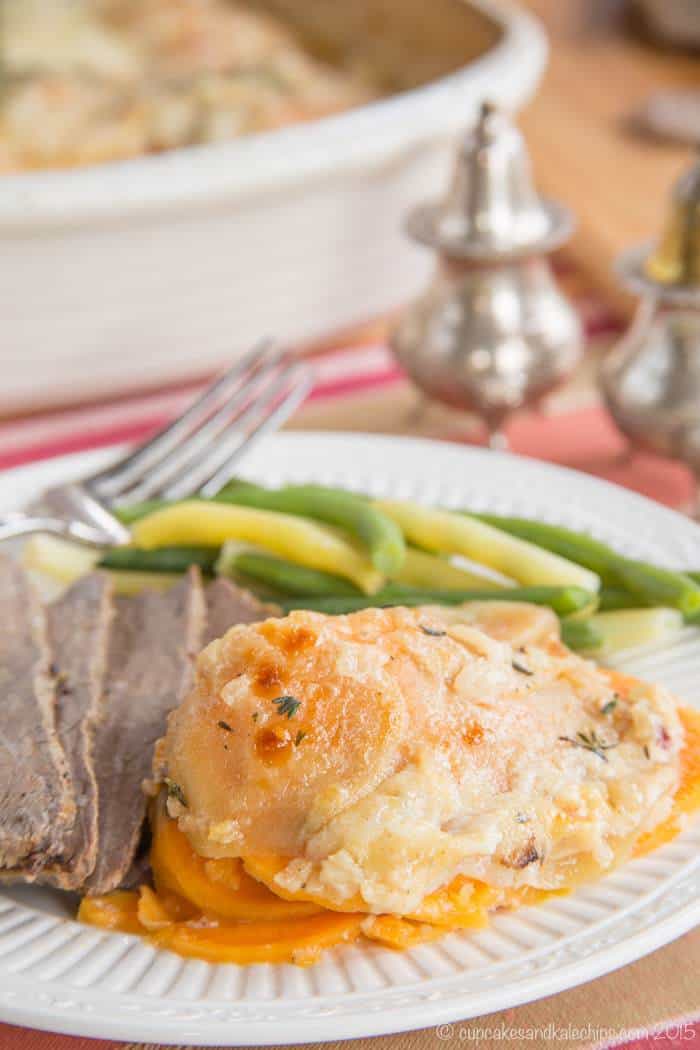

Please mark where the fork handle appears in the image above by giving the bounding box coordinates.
[0,512,118,548]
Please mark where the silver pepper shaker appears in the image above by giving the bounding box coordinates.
[600,155,700,509]
[391,102,583,449]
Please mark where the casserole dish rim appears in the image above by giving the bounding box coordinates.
[0,0,547,230]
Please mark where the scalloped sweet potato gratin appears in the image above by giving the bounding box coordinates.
[1,0,380,172]
[80,603,700,965]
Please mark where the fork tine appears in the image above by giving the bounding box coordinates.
[197,368,313,499]
[87,338,277,499]
[164,362,313,501]
[116,352,293,504]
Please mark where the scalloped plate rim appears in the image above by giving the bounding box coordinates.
[0,432,697,1045]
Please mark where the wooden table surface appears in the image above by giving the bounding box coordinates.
[520,0,699,317]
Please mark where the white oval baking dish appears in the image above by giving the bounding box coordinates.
[0,0,546,414]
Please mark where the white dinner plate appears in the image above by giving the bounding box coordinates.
[1,432,699,1045]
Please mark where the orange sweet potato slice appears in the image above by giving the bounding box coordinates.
[150,912,363,965]
[243,853,366,913]
[635,706,700,857]
[362,915,446,949]
[409,876,499,926]
[137,885,198,930]
[151,804,319,920]
[244,855,499,926]
[78,891,142,935]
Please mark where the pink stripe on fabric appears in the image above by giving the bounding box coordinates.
[444,403,694,510]
[0,290,622,473]
[0,344,400,471]
[309,364,404,402]
[0,344,392,444]
[0,416,177,470]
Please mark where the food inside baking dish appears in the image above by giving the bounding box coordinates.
[80,603,700,966]
[0,0,381,172]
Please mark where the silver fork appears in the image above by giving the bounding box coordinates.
[0,341,314,547]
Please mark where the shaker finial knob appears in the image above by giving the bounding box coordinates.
[615,153,700,302]
[645,156,700,287]
[406,102,573,260]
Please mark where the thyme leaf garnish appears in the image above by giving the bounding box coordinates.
[165,778,187,807]
[643,744,651,759]
[272,695,301,719]
[601,698,618,716]
[252,712,259,722]
[512,659,533,676]
[559,729,618,762]
[217,720,234,733]
[294,730,307,746]
[420,625,446,637]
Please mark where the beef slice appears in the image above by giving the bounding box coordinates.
[40,572,114,889]
[203,576,279,645]
[85,568,205,895]
[0,556,73,876]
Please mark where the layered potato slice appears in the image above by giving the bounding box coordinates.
[81,603,700,965]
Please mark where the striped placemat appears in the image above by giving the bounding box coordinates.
[3,338,693,511]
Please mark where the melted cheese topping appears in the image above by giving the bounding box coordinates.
[163,606,684,916]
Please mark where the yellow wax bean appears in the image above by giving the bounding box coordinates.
[22,536,181,595]
[131,501,383,594]
[393,548,509,590]
[23,534,98,585]
[374,500,600,592]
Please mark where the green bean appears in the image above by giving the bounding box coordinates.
[471,513,700,617]
[215,483,405,575]
[115,500,170,524]
[560,618,603,652]
[472,514,616,578]
[613,559,700,616]
[597,587,647,612]
[98,545,219,574]
[682,575,700,622]
[229,574,291,602]
[281,585,595,617]
[685,574,700,617]
[218,549,361,597]
[587,607,684,656]
[375,584,596,615]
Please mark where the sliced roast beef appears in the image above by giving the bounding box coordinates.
[85,568,205,895]
[39,573,114,889]
[203,577,279,645]
[0,556,73,876]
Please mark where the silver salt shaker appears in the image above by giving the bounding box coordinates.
[600,155,700,511]
[391,103,582,449]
